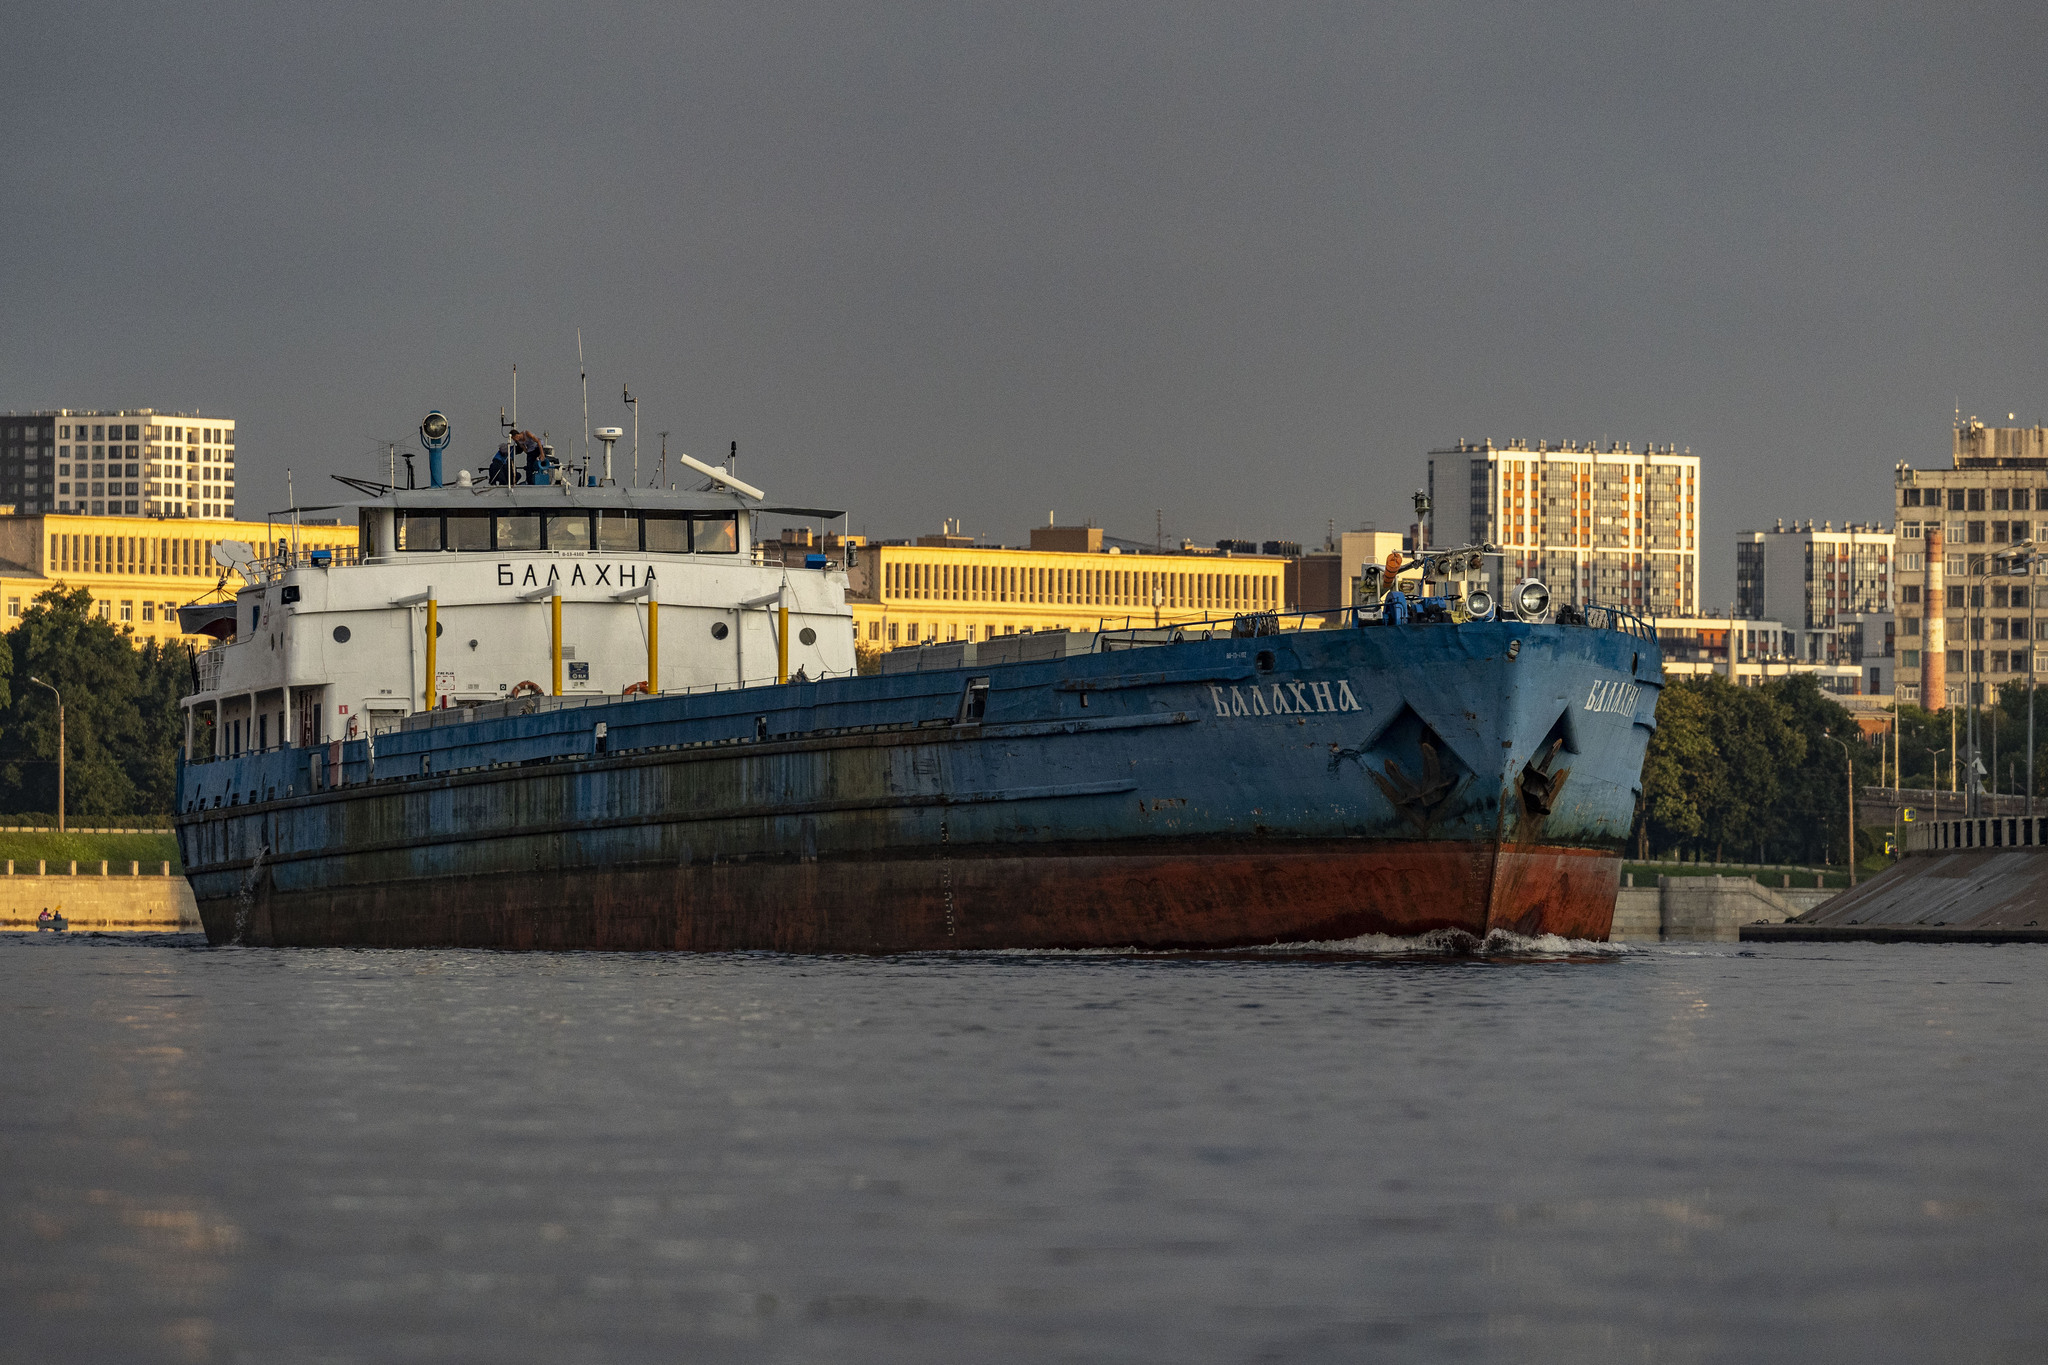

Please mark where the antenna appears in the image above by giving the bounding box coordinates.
[593,426,623,482]
[578,330,590,483]
[728,439,737,474]
[623,384,639,485]
[657,431,669,487]
[512,362,518,429]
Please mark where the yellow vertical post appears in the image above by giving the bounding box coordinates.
[424,598,437,709]
[647,599,659,695]
[777,596,790,684]
[551,594,563,696]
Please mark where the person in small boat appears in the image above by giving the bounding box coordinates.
[36,908,52,929]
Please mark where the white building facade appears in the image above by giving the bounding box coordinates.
[1,409,237,520]
[1425,438,1700,617]
[1733,520,1894,648]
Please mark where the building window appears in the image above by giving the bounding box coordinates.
[888,621,899,642]
[119,600,133,622]
[4,598,16,617]
[142,602,155,622]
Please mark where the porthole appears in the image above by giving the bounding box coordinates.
[711,621,730,640]
[799,627,817,646]
[1255,649,1276,673]
[332,625,351,643]
[435,622,444,637]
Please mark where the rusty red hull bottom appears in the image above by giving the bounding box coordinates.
[200,840,1621,951]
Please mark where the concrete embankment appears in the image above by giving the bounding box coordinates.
[1744,841,2048,943]
[1,861,199,932]
[1612,875,1833,943]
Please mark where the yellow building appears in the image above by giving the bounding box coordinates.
[848,539,1288,648]
[0,510,360,644]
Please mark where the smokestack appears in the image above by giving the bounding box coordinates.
[1923,525,1946,710]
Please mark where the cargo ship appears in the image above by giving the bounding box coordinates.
[172,422,1662,950]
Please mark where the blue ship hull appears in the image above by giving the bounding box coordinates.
[174,617,1662,950]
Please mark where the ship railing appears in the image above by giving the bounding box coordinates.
[249,545,366,577]
[194,645,225,692]
[396,668,875,731]
[751,546,844,570]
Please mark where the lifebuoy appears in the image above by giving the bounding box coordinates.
[509,680,544,698]
[623,680,651,697]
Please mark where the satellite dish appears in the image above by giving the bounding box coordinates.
[210,540,258,579]
[593,426,625,440]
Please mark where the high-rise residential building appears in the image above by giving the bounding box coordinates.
[1893,420,2048,708]
[1,409,237,520]
[1734,520,1894,643]
[1425,438,1700,617]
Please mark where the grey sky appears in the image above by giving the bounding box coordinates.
[5,2,2044,606]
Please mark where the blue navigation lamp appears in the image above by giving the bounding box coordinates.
[419,409,452,488]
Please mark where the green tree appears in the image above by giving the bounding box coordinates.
[1638,678,1717,858]
[1761,673,1856,865]
[1700,676,1799,863]
[0,587,192,817]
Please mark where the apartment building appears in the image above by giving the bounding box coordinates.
[1734,520,1893,644]
[1425,438,1700,617]
[1893,421,2048,708]
[0,409,237,520]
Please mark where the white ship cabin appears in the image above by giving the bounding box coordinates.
[180,482,854,760]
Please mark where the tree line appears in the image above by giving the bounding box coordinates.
[0,587,192,819]
[1636,673,1885,868]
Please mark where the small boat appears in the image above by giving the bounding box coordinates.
[36,912,67,933]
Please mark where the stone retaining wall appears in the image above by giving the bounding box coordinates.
[1,874,199,931]
[1610,875,1822,943]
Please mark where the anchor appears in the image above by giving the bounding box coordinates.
[1368,741,1465,835]
[1517,738,1571,818]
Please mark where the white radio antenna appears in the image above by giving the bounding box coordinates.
[623,384,639,485]
[512,362,518,429]
[578,330,590,483]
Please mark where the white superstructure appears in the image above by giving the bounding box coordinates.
[180,480,855,758]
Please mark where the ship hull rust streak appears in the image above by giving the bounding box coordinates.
[200,841,1622,950]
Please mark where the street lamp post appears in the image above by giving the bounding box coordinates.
[1828,734,1857,887]
[28,676,63,833]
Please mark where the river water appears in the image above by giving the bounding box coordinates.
[3,932,2044,1363]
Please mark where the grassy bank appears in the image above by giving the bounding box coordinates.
[1623,861,1856,890]
[0,830,182,874]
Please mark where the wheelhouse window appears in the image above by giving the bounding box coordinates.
[545,513,592,551]
[446,513,492,551]
[596,511,640,553]
[396,512,442,551]
[643,512,692,553]
[494,514,542,550]
[692,513,738,553]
